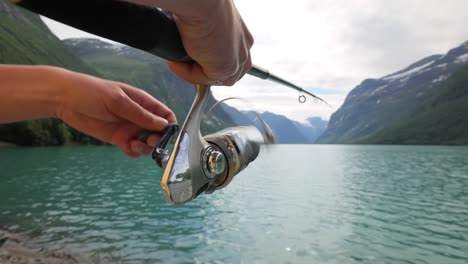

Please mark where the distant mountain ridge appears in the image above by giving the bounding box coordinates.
[221,105,328,144]
[252,112,327,144]
[318,41,468,144]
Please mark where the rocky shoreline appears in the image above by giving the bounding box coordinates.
[0,229,88,264]
[0,141,16,148]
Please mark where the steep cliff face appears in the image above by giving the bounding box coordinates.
[318,41,468,144]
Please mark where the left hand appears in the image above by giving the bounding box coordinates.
[53,68,177,158]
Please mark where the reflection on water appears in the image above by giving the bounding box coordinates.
[0,145,467,263]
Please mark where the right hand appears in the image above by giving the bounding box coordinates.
[128,0,254,86]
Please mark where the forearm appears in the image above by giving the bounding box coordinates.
[0,65,64,124]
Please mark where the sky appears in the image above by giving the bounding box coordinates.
[43,0,468,123]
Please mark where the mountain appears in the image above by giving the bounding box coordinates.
[228,108,328,144]
[317,41,468,144]
[363,63,468,144]
[303,117,329,142]
[245,111,308,144]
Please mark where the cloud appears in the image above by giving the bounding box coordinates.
[235,0,468,90]
[330,0,468,74]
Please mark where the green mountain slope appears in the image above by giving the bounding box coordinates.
[362,64,468,144]
[318,41,468,145]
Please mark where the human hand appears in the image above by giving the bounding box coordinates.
[128,0,254,86]
[54,68,177,158]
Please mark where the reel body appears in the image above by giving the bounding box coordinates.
[153,85,273,205]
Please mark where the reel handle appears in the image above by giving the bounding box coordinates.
[151,124,179,168]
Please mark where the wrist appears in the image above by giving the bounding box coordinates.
[26,66,69,119]
[41,66,73,119]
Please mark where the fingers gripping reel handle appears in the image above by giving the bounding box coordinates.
[153,85,265,205]
[152,124,179,168]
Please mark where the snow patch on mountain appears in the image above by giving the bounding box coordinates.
[371,85,388,96]
[432,75,449,83]
[399,77,410,83]
[455,53,468,64]
[383,60,435,81]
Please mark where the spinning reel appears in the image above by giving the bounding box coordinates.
[152,84,274,204]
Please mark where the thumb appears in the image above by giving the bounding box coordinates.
[168,61,215,85]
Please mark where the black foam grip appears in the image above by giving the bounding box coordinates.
[15,0,189,61]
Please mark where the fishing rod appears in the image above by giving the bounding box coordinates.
[11,0,325,204]
[11,0,328,104]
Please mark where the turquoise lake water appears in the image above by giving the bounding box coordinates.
[0,145,467,263]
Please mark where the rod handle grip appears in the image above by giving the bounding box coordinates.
[14,0,189,62]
